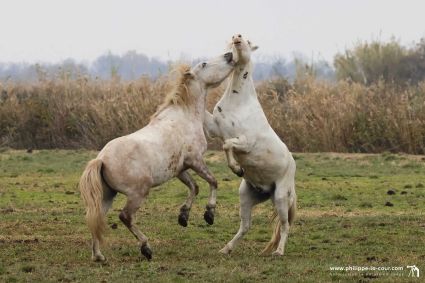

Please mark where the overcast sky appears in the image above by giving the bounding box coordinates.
[1,0,424,63]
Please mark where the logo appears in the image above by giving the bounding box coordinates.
[407,265,420,278]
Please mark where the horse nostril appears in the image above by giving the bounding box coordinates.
[224,52,233,63]
[202,62,207,68]
[238,34,242,38]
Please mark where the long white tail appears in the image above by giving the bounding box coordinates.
[260,197,296,255]
[79,159,105,242]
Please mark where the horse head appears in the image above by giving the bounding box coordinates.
[230,34,259,65]
[185,50,237,90]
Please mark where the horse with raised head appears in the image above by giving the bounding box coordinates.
[80,50,235,262]
[204,34,297,256]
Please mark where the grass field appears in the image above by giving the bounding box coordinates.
[0,149,424,282]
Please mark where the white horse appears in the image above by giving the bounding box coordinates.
[79,50,236,262]
[204,34,296,256]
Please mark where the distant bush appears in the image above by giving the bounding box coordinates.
[334,38,425,85]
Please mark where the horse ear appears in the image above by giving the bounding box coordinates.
[247,39,259,52]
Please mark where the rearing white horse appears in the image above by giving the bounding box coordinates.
[204,34,297,256]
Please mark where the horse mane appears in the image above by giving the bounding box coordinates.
[151,64,194,119]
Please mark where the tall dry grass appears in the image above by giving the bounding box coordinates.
[257,77,425,153]
[0,75,167,149]
[1,74,425,154]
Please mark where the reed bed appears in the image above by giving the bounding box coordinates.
[1,74,424,154]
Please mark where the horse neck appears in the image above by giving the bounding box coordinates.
[226,61,256,99]
[224,61,269,123]
[187,86,207,121]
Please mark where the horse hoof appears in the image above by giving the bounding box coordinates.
[272,251,284,257]
[204,210,214,225]
[219,247,231,255]
[178,213,188,227]
[92,254,106,262]
[235,168,244,177]
[141,245,153,261]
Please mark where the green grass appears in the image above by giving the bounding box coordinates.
[0,150,424,282]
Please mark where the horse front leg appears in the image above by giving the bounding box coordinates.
[177,170,199,227]
[187,158,218,225]
[223,135,250,177]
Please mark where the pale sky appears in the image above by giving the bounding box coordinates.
[1,0,424,63]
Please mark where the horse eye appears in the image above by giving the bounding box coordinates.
[202,62,207,68]
[238,34,242,38]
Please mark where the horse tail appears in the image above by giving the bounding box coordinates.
[260,197,296,255]
[79,159,106,243]
[260,210,280,255]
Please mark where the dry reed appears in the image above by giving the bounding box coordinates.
[1,75,424,154]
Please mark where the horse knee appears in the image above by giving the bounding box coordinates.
[204,176,217,189]
[210,178,218,188]
[223,142,231,151]
[274,196,289,209]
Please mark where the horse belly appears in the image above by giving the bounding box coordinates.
[151,157,185,186]
[149,139,191,186]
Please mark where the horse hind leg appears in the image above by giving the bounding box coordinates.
[177,171,199,227]
[92,186,117,262]
[220,180,265,254]
[119,191,152,260]
[270,182,296,257]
